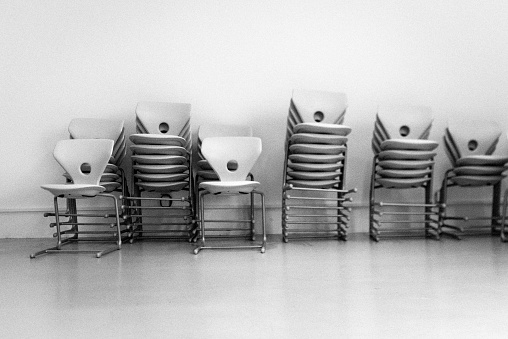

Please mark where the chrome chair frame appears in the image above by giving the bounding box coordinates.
[438,168,502,239]
[369,155,440,241]
[194,189,266,254]
[281,144,355,242]
[31,193,122,258]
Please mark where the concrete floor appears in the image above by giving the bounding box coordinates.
[2,235,508,338]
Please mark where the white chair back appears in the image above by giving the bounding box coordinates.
[53,139,114,185]
[447,120,501,158]
[68,118,124,141]
[291,89,347,125]
[136,101,191,138]
[201,137,261,182]
[377,105,433,140]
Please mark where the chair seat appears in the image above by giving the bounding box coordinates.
[293,123,352,136]
[287,179,340,189]
[290,133,348,145]
[134,173,188,182]
[289,153,345,164]
[377,168,432,179]
[287,171,341,180]
[130,145,187,156]
[451,175,505,187]
[453,165,508,176]
[376,177,430,189]
[196,170,219,180]
[456,155,508,167]
[136,181,188,192]
[41,184,105,198]
[378,150,437,161]
[380,139,439,151]
[200,181,260,194]
[287,162,342,172]
[129,133,186,146]
[131,155,187,165]
[133,164,188,174]
[378,160,434,170]
[289,143,346,155]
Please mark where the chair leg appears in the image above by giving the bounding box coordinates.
[250,191,256,241]
[257,191,267,253]
[194,191,207,254]
[492,182,501,235]
[501,189,508,242]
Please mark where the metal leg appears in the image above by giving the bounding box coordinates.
[501,189,508,242]
[194,190,266,254]
[492,182,501,235]
[30,194,122,259]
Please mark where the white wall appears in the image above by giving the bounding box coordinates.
[1,0,508,237]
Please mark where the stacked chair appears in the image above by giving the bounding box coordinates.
[194,136,266,254]
[31,119,130,258]
[194,124,255,241]
[126,101,196,241]
[369,105,440,241]
[438,120,508,238]
[31,139,123,258]
[281,89,356,242]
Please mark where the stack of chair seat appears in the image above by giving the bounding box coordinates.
[438,120,508,238]
[194,124,255,241]
[42,118,131,246]
[126,101,195,241]
[282,89,356,242]
[370,105,440,241]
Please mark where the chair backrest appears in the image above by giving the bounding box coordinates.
[446,120,501,158]
[53,139,114,185]
[290,89,348,125]
[377,105,433,140]
[201,137,262,182]
[68,118,124,141]
[198,124,253,142]
[136,101,191,138]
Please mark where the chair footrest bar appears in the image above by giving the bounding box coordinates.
[287,205,350,210]
[202,228,252,232]
[286,229,343,234]
[375,202,439,208]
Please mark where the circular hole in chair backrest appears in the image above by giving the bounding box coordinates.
[159,122,169,134]
[399,125,410,137]
[227,160,238,171]
[468,139,478,151]
[80,163,91,175]
[314,111,324,122]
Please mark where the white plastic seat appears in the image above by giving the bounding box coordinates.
[194,137,266,254]
[31,139,122,258]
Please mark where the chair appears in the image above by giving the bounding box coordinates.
[282,89,356,242]
[438,120,508,238]
[194,124,257,241]
[126,101,196,241]
[30,139,122,258]
[194,137,266,254]
[59,118,131,241]
[369,105,440,241]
